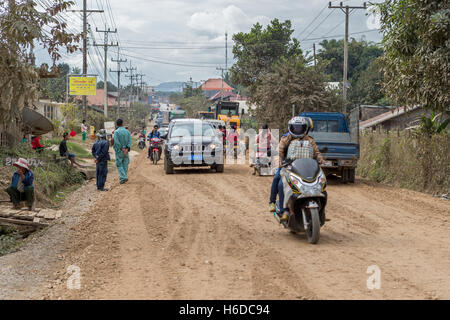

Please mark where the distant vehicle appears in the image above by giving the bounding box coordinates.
[300,111,360,183]
[215,101,240,130]
[162,119,224,174]
[204,119,225,129]
[169,109,186,122]
[197,111,215,120]
[157,110,170,127]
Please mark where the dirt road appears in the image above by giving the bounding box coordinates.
[31,150,448,300]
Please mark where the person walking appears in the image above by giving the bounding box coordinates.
[113,119,132,184]
[92,129,110,191]
[81,120,88,141]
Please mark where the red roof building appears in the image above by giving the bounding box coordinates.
[201,78,233,98]
[75,89,118,111]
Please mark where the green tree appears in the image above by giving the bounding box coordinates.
[252,56,343,129]
[317,38,384,106]
[0,0,80,144]
[39,62,71,102]
[97,80,118,92]
[349,59,388,105]
[378,0,450,112]
[230,19,303,96]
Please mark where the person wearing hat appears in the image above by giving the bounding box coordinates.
[91,129,110,191]
[5,158,35,210]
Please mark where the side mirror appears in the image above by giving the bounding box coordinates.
[162,134,168,139]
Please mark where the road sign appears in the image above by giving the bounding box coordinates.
[69,76,97,96]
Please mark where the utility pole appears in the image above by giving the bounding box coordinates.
[69,2,103,121]
[125,63,137,120]
[135,74,145,101]
[94,26,118,118]
[225,32,228,79]
[110,52,127,119]
[216,67,227,101]
[328,1,367,115]
[313,43,317,67]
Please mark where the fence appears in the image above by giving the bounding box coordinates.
[357,129,449,195]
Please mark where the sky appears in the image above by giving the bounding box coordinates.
[34,0,384,87]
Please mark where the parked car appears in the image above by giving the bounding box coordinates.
[162,119,224,174]
[300,112,360,183]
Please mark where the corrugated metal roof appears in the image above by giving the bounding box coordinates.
[360,106,420,129]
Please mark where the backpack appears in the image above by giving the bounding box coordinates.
[286,139,313,161]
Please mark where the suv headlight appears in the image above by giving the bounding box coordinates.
[170,144,180,151]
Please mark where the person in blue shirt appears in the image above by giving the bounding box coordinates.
[147,125,161,159]
[113,119,132,184]
[92,129,111,191]
[268,132,289,212]
[5,158,34,210]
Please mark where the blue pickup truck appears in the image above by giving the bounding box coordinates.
[300,111,360,183]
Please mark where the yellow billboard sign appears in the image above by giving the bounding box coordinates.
[69,77,97,96]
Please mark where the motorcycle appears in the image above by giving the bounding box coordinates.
[138,134,146,150]
[149,137,163,165]
[252,146,275,176]
[274,158,327,244]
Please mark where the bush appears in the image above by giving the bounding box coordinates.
[0,225,19,256]
[357,130,449,194]
[0,141,85,201]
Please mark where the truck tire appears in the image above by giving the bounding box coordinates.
[215,163,224,173]
[348,168,355,183]
[341,168,348,184]
[164,156,174,174]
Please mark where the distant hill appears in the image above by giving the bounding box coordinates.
[155,82,184,92]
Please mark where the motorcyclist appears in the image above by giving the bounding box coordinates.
[269,117,325,222]
[140,126,146,140]
[147,125,161,159]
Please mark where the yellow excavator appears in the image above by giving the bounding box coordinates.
[215,101,240,130]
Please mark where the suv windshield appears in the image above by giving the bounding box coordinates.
[170,123,216,137]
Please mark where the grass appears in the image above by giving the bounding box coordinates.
[0,225,20,256]
[0,140,85,203]
[44,138,93,159]
[357,130,449,195]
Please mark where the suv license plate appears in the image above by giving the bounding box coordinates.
[191,154,203,161]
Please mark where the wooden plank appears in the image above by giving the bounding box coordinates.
[0,217,49,228]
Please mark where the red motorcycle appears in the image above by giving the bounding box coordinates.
[149,137,163,165]
[138,134,146,150]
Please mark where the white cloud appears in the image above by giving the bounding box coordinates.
[33,0,383,85]
[187,5,269,38]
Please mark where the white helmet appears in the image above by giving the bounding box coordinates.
[288,116,310,138]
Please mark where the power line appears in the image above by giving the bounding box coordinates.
[329,1,368,113]
[301,10,335,41]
